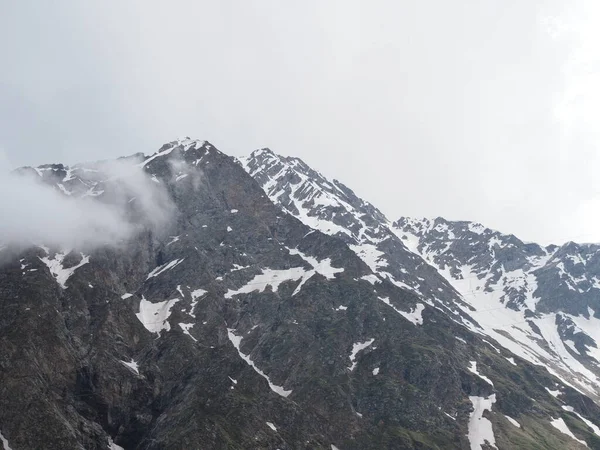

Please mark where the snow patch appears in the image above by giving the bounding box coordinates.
[378,297,425,326]
[139,146,175,168]
[225,250,342,299]
[550,417,588,446]
[227,329,292,397]
[179,323,197,341]
[286,247,344,295]
[136,297,179,333]
[187,288,206,318]
[562,406,600,437]
[167,235,180,246]
[546,387,561,397]
[286,247,345,279]
[146,258,185,279]
[349,243,388,272]
[505,415,521,428]
[468,361,494,386]
[0,431,12,450]
[191,288,207,299]
[467,394,497,450]
[360,274,380,285]
[39,251,89,289]
[119,359,139,375]
[266,422,277,432]
[57,183,72,196]
[348,339,375,371]
[108,437,125,450]
[225,268,308,298]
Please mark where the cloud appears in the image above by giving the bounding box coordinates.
[167,156,204,191]
[0,151,174,250]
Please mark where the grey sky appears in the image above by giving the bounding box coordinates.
[1,0,598,245]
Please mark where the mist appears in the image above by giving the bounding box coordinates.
[0,152,175,250]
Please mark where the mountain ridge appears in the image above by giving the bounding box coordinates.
[0,140,599,449]
[241,147,600,402]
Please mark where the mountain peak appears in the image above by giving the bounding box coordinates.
[250,147,276,157]
[154,137,209,154]
[4,140,600,449]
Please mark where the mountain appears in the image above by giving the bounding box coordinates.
[392,217,600,398]
[0,140,598,449]
[241,148,600,399]
[241,148,600,446]
[238,149,468,310]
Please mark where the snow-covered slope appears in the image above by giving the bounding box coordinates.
[241,149,600,403]
[393,217,600,401]
[239,149,470,314]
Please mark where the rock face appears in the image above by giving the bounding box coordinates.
[242,148,600,398]
[392,217,600,399]
[0,140,599,449]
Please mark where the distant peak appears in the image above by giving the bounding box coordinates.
[250,148,276,158]
[137,138,215,169]
[248,147,313,167]
[168,137,208,149]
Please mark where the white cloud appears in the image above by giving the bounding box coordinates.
[0,151,174,250]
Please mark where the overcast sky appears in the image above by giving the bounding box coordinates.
[1,1,599,244]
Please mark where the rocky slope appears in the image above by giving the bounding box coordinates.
[240,149,600,397]
[393,217,600,399]
[241,147,600,448]
[0,140,598,449]
[238,150,469,311]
